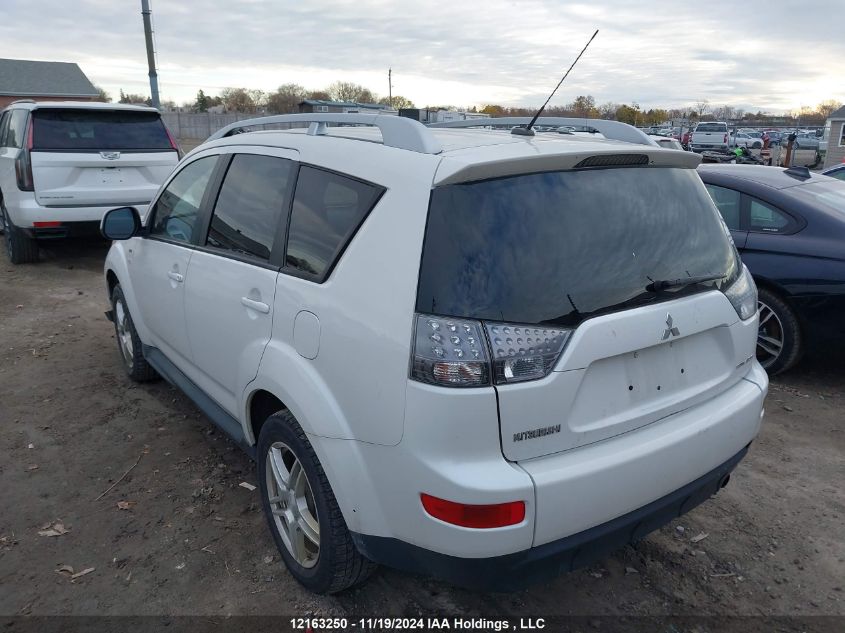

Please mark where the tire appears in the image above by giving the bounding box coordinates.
[1,200,39,264]
[111,284,158,382]
[756,287,802,375]
[257,411,376,593]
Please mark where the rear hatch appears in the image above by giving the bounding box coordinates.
[416,166,753,461]
[693,123,728,146]
[30,108,178,207]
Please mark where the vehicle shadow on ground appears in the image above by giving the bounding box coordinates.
[34,236,111,272]
[779,346,845,389]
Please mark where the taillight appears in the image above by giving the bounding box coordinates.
[723,264,757,320]
[164,125,182,158]
[411,314,490,387]
[484,322,571,384]
[15,117,34,191]
[724,133,728,144]
[420,494,525,528]
[410,313,571,387]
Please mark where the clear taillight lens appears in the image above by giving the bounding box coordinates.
[411,314,490,387]
[723,264,757,320]
[484,322,571,384]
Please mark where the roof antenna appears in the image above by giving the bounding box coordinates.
[512,29,599,137]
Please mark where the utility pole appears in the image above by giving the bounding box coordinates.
[141,0,161,109]
[388,68,392,109]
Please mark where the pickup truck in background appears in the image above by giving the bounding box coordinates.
[690,122,729,152]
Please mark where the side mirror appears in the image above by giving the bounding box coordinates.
[101,206,141,240]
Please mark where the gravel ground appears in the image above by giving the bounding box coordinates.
[0,239,843,628]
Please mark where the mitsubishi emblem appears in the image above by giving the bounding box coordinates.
[661,313,680,340]
[100,151,121,160]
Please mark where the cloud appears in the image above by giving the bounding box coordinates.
[1,0,842,112]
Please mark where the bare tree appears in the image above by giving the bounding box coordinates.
[816,99,843,119]
[378,95,414,109]
[328,81,376,104]
[266,83,306,114]
[694,99,710,118]
[94,84,111,102]
[598,101,618,119]
[220,87,262,113]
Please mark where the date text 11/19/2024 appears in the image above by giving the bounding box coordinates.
[290,617,547,631]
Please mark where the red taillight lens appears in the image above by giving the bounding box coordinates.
[724,133,728,143]
[420,494,525,528]
[33,221,61,228]
[164,125,182,158]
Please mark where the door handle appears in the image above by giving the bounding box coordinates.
[167,271,184,283]
[241,297,270,314]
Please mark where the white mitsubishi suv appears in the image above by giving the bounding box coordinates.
[0,101,179,263]
[101,114,767,593]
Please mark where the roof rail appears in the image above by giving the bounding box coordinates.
[206,113,442,154]
[8,99,36,105]
[427,117,658,147]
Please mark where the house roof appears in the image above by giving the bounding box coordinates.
[828,104,845,120]
[299,99,389,110]
[0,58,99,97]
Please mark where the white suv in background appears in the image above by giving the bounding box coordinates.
[101,114,767,593]
[0,101,179,264]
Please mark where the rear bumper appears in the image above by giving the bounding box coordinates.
[9,196,149,228]
[21,220,101,239]
[353,445,748,591]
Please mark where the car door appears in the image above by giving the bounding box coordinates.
[182,147,297,416]
[704,183,748,249]
[129,153,220,372]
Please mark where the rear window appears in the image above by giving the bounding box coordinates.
[31,109,172,151]
[696,123,727,132]
[417,168,740,327]
[795,181,845,214]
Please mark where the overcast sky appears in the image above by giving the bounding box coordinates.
[2,0,843,113]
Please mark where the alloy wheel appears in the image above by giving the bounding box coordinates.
[114,300,134,369]
[265,441,320,568]
[756,300,784,369]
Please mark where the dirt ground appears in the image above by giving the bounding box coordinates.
[0,239,843,626]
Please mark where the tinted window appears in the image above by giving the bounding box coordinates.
[285,166,383,279]
[6,110,28,148]
[206,154,293,261]
[32,109,172,150]
[696,123,727,132]
[823,168,845,182]
[150,156,217,243]
[749,199,790,232]
[417,168,740,327]
[705,184,742,230]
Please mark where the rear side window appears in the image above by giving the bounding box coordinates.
[206,154,293,261]
[749,199,790,232]
[705,184,742,229]
[285,166,384,280]
[31,109,172,151]
[150,156,217,243]
[417,168,740,327]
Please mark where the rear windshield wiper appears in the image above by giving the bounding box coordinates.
[646,273,725,293]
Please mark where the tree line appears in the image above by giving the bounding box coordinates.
[103,84,841,126]
[112,82,414,114]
